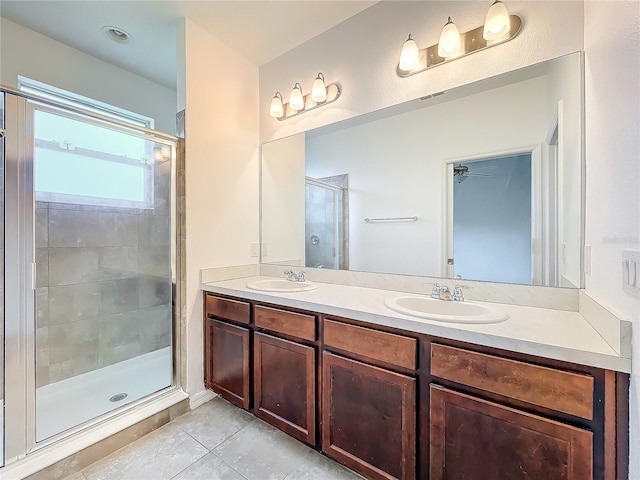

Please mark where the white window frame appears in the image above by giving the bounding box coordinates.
[18,76,154,129]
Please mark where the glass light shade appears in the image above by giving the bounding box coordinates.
[289,84,304,111]
[399,35,420,71]
[437,18,461,58]
[311,73,327,103]
[269,92,284,118]
[483,0,510,40]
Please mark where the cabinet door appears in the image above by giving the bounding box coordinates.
[209,319,250,410]
[322,352,416,480]
[430,385,593,480]
[254,333,316,445]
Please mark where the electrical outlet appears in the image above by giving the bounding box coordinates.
[250,243,259,257]
[261,243,268,257]
[561,243,567,264]
[584,245,591,276]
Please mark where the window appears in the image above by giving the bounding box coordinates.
[22,78,161,209]
[34,109,157,209]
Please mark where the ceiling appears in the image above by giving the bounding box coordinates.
[0,1,377,90]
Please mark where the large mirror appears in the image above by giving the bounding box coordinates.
[261,52,583,288]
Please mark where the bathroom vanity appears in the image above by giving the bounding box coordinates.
[201,277,629,480]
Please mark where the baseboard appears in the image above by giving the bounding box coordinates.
[189,389,217,410]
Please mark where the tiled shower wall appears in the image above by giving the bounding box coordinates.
[35,159,172,388]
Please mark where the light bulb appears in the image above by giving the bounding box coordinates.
[483,0,510,41]
[289,83,304,111]
[399,34,420,71]
[311,73,327,103]
[437,17,461,58]
[269,92,284,118]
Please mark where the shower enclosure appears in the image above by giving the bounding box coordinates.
[304,176,348,270]
[1,87,179,464]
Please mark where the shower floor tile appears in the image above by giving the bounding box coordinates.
[67,397,363,480]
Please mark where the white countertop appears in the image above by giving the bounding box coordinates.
[202,276,631,373]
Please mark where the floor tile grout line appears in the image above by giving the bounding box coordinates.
[79,421,201,479]
[210,451,252,480]
[167,449,206,480]
[182,428,217,453]
[209,417,259,452]
[280,444,314,480]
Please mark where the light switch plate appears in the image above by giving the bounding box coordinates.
[622,250,640,296]
[250,243,259,257]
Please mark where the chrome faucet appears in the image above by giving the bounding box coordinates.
[453,285,464,302]
[430,282,464,301]
[284,270,306,282]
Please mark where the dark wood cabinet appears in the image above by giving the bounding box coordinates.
[208,319,250,409]
[430,384,593,480]
[322,351,416,480]
[254,332,316,445]
[203,292,628,480]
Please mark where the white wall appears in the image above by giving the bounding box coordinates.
[306,77,550,277]
[262,134,306,264]
[584,2,640,477]
[0,18,176,134]
[180,19,260,396]
[259,1,583,144]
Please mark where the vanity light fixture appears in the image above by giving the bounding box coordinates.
[311,73,327,103]
[289,83,305,111]
[437,17,461,58]
[483,0,511,40]
[399,35,420,71]
[269,73,341,121]
[397,1,521,77]
[270,92,284,118]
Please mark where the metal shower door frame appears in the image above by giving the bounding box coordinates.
[1,87,181,463]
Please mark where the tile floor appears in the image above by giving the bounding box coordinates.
[62,397,364,480]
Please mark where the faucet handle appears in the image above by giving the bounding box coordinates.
[298,271,306,282]
[453,285,464,302]
[430,282,441,299]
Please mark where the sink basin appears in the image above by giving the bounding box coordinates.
[246,279,318,293]
[384,296,508,324]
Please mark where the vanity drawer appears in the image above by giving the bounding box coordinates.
[254,305,316,341]
[324,319,417,370]
[205,294,250,325]
[430,344,594,420]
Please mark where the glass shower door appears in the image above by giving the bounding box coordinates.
[305,177,346,269]
[30,103,175,441]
